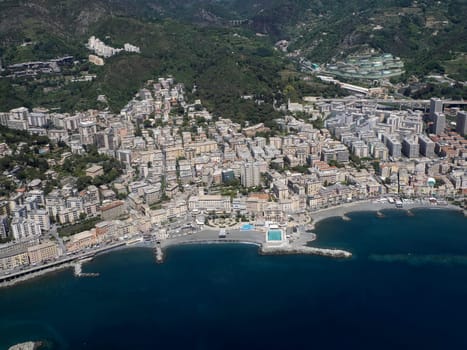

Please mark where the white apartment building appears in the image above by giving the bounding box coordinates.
[241,162,261,188]
[11,217,41,240]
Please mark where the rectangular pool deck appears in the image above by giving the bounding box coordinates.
[267,229,283,241]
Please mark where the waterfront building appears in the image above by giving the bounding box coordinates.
[263,203,283,222]
[27,241,59,264]
[0,246,29,270]
[66,230,98,252]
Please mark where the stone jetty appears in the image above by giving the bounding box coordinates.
[155,245,164,263]
[73,260,99,278]
[261,245,352,258]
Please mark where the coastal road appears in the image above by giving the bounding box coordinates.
[0,241,127,285]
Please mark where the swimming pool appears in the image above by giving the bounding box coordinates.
[267,230,283,241]
[241,224,254,231]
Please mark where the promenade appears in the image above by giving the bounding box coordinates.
[162,229,266,248]
[160,228,350,259]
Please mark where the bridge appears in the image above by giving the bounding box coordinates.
[318,98,467,107]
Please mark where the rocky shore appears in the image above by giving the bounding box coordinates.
[0,263,74,288]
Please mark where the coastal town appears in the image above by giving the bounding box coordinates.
[0,76,465,286]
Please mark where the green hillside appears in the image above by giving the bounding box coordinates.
[0,0,465,119]
[250,0,467,80]
[0,1,282,118]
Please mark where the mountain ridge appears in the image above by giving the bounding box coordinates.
[0,0,465,117]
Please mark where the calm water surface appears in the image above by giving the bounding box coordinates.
[0,209,466,349]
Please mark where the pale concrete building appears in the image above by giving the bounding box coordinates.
[66,230,98,252]
[241,162,261,188]
[86,165,104,178]
[0,246,29,270]
[27,241,59,264]
[188,195,231,213]
[11,217,41,240]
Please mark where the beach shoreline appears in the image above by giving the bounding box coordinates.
[309,200,463,230]
[0,203,463,288]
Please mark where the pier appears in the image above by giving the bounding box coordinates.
[155,245,164,264]
[73,259,99,278]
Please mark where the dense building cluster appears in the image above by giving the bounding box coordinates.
[0,77,465,273]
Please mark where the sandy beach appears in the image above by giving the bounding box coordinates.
[309,200,463,229]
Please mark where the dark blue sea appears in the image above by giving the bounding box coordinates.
[1,209,466,350]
